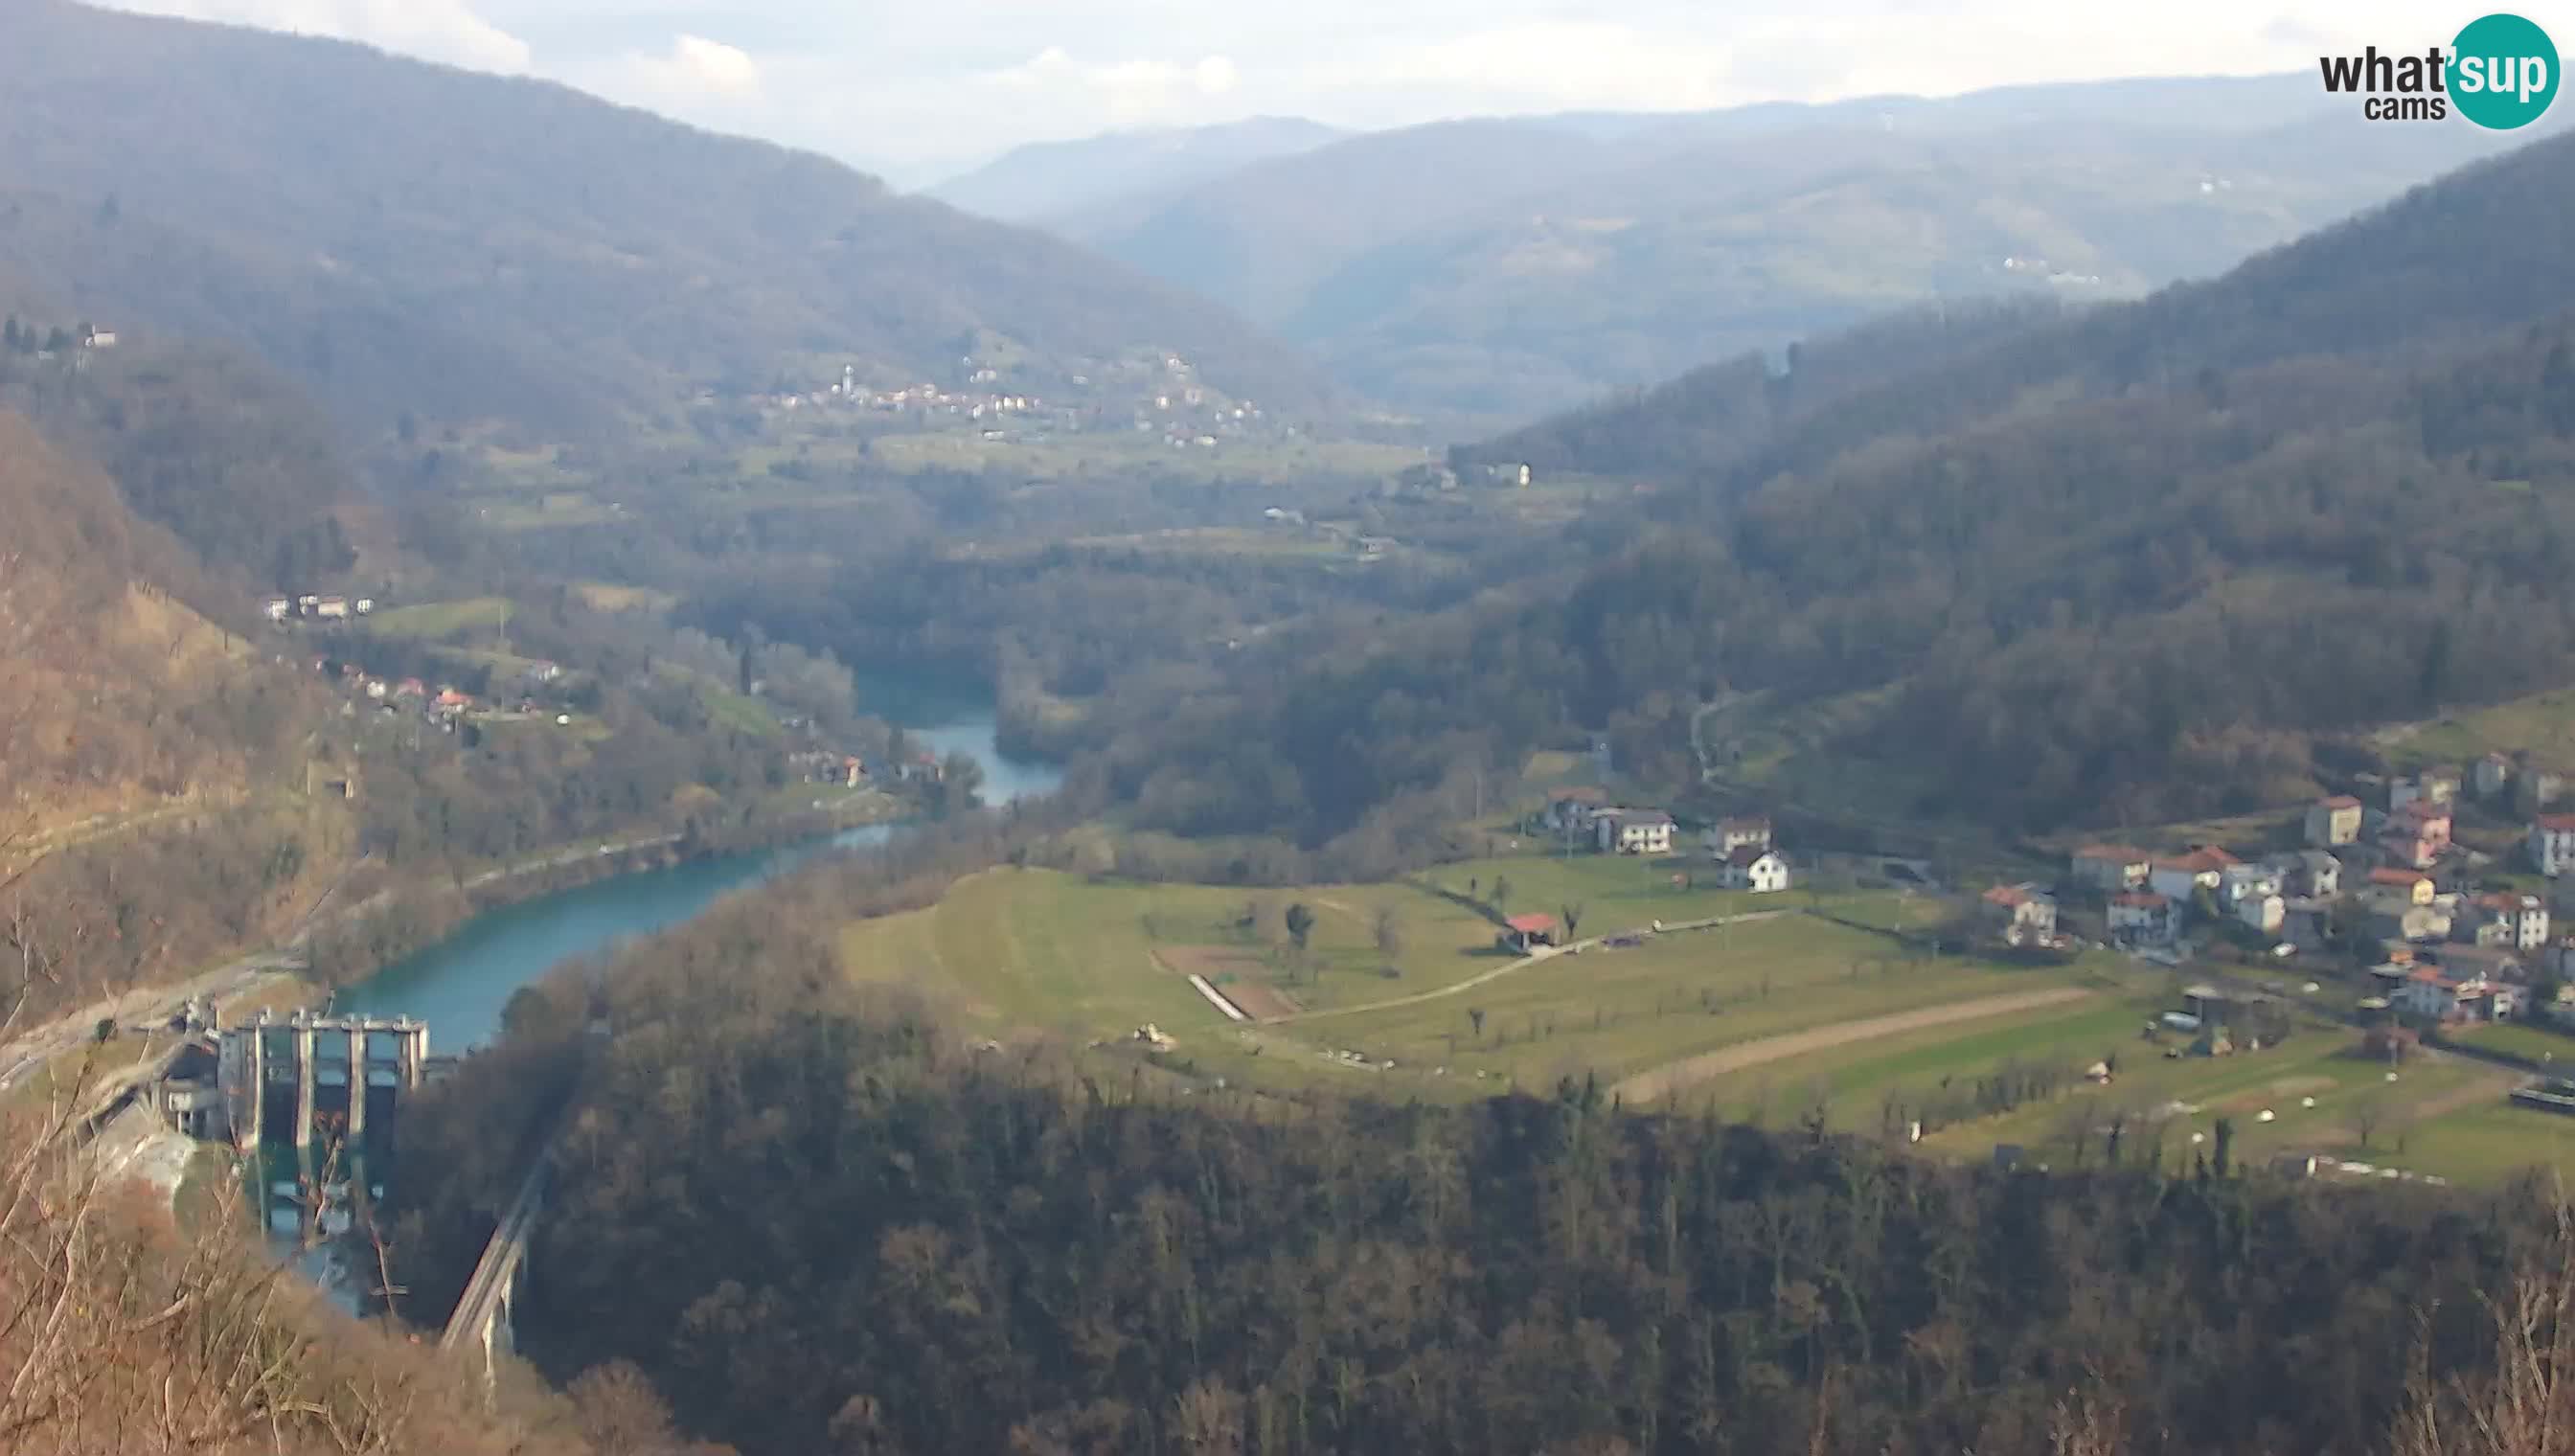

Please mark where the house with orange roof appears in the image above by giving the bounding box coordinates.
[1980,883,2058,945]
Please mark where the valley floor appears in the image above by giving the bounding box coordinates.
[836,849,2575,1186]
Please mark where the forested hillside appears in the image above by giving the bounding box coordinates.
[1486,130,2575,485]
[0,0,1339,440]
[386,872,2557,1456]
[1078,132,2575,841]
[1063,79,2537,424]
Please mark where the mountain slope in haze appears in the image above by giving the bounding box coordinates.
[1107,132,2575,842]
[1059,76,2538,426]
[1061,119,1625,346]
[0,1,1340,443]
[1487,129,2575,488]
[928,116,1350,223]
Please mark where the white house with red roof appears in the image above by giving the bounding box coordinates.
[1981,883,2057,944]
[2395,967,2519,1024]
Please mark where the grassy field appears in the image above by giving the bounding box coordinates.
[1914,1008,2508,1172]
[841,868,1560,1026]
[649,663,779,737]
[865,429,1419,485]
[1304,916,2075,1093]
[363,598,510,640]
[572,581,677,614]
[837,865,2050,1102]
[2444,1019,2575,1068]
[2383,687,2575,771]
[830,862,2575,1181]
[2374,1100,2575,1184]
[1693,990,2158,1126]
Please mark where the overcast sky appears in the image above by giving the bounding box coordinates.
[96,1,2494,187]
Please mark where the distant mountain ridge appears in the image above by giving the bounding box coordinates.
[0,1,1342,444]
[1037,75,2541,427]
[928,116,1350,223]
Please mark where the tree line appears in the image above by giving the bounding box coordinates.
[378,851,2571,1456]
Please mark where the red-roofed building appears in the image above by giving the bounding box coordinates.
[1981,883,2058,945]
[2466,893,2550,950]
[1501,914,1559,951]
[2108,891,2178,945]
[2381,816,2446,870]
[2397,968,2520,1024]
[2150,848,2239,905]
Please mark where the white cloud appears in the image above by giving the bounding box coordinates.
[664,34,763,98]
[103,0,531,73]
[1194,56,1240,97]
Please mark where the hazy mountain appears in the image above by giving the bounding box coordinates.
[1480,127,2575,487]
[1055,75,2538,426]
[0,1,1341,444]
[1422,129,2575,830]
[1060,119,1623,342]
[928,116,1350,223]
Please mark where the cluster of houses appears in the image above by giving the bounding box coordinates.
[735,349,1288,455]
[2025,758,2575,1028]
[791,751,871,788]
[309,655,575,734]
[263,593,376,625]
[1538,790,1792,892]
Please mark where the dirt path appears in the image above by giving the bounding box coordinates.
[1612,986,2098,1104]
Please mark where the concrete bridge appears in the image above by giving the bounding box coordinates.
[437,1143,551,1385]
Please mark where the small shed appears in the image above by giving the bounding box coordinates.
[1501,914,1559,952]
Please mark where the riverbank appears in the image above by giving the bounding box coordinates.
[0,789,912,1105]
[304,788,913,1000]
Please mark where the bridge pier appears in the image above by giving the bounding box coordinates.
[346,1027,367,1142]
[219,1015,429,1149]
[293,1024,316,1149]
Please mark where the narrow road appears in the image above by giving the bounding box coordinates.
[0,829,694,1096]
[1274,909,1794,1025]
[0,951,305,1094]
[1611,986,2098,1104]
